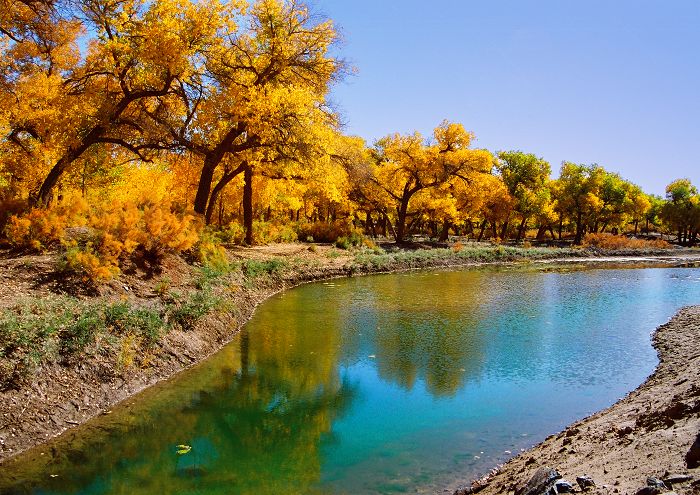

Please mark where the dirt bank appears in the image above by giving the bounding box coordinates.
[0,243,699,471]
[451,306,700,495]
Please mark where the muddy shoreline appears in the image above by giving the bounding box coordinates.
[1,246,700,488]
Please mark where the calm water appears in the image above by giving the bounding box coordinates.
[3,265,700,494]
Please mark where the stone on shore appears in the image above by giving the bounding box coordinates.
[514,467,561,495]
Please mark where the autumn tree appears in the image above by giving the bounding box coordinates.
[661,179,700,245]
[554,163,605,244]
[366,122,492,243]
[148,0,342,244]
[1,0,228,206]
[496,151,551,241]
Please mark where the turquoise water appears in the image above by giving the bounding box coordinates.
[2,265,700,494]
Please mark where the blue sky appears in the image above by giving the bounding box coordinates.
[313,0,699,196]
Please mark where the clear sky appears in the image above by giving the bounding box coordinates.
[312,0,699,196]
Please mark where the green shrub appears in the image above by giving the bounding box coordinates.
[170,290,220,330]
[335,231,364,249]
[242,259,287,278]
[60,306,102,354]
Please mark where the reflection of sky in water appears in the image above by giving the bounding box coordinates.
[3,266,700,495]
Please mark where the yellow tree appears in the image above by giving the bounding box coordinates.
[496,151,551,240]
[1,0,228,205]
[370,121,492,243]
[554,162,605,244]
[150,0,343,245]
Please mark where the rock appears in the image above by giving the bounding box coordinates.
[554,479,574,493]
[617,425,634,437]
[687,432,700,469]
[515,467,562,495]
[646,477,669,490]
[662,474,693,485]
[634,487,661,495]
[576,475,596,490]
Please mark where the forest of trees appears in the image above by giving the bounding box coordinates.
[1,0,699,259]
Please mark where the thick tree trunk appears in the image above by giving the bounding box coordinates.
[439,219,450,242]
[194,155,220,216]
[243,164,254,245]
[536,225,546,241]
[35,139,96,205]
[366,212,377,237]
[500,220,509,240]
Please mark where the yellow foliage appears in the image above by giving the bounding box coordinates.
[582,233,670,250]
[5,197,88,250]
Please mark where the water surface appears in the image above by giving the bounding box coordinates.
[3,265,700,494]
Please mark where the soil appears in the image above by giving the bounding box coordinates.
[450,306,700,495]
[1,242,700,495]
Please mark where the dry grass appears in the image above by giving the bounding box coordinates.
[582,233,670,250]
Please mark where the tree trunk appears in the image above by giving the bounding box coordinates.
[395,198,409,243]
[439,219,450,242]
[204,163,245,225]
[243,164,253,245]
[194,155,220,216]
[35,145,90,206]
[477,219,487,242]
[574,211,584,244]
[516,217,527,241]
[366,212,377,237]
[500,220,509,240]
[536,225,546,241]
[558,214,563,240]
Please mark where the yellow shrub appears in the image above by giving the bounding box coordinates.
[197,232,230,272]
[64,244,121,281]
[5,197,88,251]
[297,220,356,243]
[140,203,199,256]
[583,233,670,250]
[253,221,298,244]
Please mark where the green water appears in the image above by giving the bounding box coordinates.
[3,265,700,494]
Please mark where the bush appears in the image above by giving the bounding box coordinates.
[8,198,200,280]
[196,230,231,275]
[170,290,220,330]
[298,220,360,244]
[253,221,298,244]
[242,259,287,278]
[582,233,670,250]
[335,231,364,249]
[65,200,199,280]
[5,197,88,251]
[0,198,28,239]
